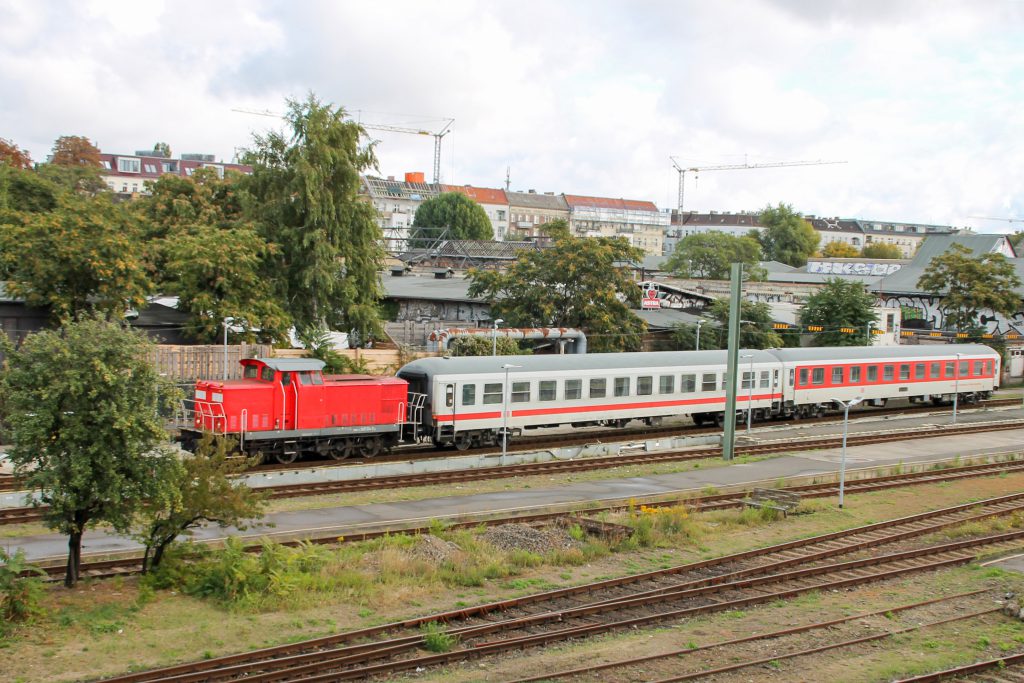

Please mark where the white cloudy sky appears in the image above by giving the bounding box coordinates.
[1,0,1022,228]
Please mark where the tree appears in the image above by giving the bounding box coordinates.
[670,321,721,351]
[917,243,1022,332]
[664,231,763,280]
[0,137,33,169]
[411,192,493,240]
[707,299,786,349]
[0,165,59,213]
[448,336,529,356]
[800,278,878,346]
[136,435,266,573]
[152,141,172,159]
[0,195,152,320]
[757,203,819,267]
[821,241,860,258]
[242,94,385,343]
[0,317,175,586]
[50,135,102,167]
[861,242,903,259]
[468,232,646,352]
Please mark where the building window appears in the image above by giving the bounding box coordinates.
[184,167,194,176]
[565,379,582,400]
[100,160,111,170]
[201,164,225,179]
[118,157,140,173]
[143,163,158,174]
[162,162,176,173]
[496,210,506,221]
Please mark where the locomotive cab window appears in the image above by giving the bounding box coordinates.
[483,383,503,404]
[590,378,607,398]
[281,372,292,386]
[637,376,653,396]
[565,379,582,400]
[261,366,275,382]
[659,375,674,394]
[614,377,630,397]
[462,385,476,406]
[244,366,259,379]
[539,380,556,401]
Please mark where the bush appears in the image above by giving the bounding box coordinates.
[0,548,46,633]
[420,621,458,652]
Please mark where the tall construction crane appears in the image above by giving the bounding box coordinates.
[232,108,454,184]
[669,157,848,213]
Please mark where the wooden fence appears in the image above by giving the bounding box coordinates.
[149,343,273,382]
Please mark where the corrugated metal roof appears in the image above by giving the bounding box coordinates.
[246,358,326,372]
[878,233,1020,294]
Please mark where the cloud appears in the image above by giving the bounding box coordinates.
[0,0,1021,227]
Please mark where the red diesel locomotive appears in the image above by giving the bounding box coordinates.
[183,357,411,463]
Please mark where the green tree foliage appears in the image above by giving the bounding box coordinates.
[412,191,493,240]
[142,169,289,343]
[800,278,878,346]
[0,317,175,586]
[136,435,265,573]
[0,194,152,320]
[664,231,764,280]
[468,234,646,352]
[152,141,172,158]
[861,242,903,259]
[821,241,860,258]
[448,335,530,356]
[917,243,1022,332]
[0,164,60,214]
[708,299,786,349]
[50,135,102,167]
[0,137,33,169]
[670,320,720,351]
[757,203,819,267]
[243,94,385,343]
[0,548,46,633]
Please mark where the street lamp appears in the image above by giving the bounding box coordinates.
[741,353,754,433]
[952,352,962,424]
[695,319,706,350]
[492,319,504,357]
[831,396,864,509]
[501,363,521,465]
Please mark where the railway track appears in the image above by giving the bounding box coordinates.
[8,423,1024,531]
[893,654,1024,681]
[91,491,1024,682]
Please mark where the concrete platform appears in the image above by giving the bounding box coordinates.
[6,407,1024,564]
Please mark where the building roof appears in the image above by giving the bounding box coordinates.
[442,184,508,206]
[807,217,862,233]
[506,191,569,211]
[362,175,442,200]
[676,212,762,227]
[635,307,705,330]
[99,152,250,180]
[381,274,479,302]
[877,233,1018,294]
[563,194,659,213]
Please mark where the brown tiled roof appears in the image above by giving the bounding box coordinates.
[442,184,508,205]
[98,153,251,180]
[563,194,659,212]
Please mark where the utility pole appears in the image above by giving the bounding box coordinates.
[722,263,743,461]
[669,157,847,213]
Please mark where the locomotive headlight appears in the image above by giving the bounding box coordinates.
[195,389,207,400]
[211,392,223,403]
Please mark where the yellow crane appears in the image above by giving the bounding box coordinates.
[669,157,847,212]
[232,108,454,184]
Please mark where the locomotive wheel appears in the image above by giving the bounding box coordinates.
[357,437,382,458]
[275,450,299,465]
[329,440,353,460]
[453,433,472,451]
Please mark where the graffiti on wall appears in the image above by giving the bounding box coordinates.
[808,261,904,276]
[878,294,1024,336]
[397,299,492,324]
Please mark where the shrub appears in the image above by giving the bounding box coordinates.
[0,547,47,633]
[420,621,458,652]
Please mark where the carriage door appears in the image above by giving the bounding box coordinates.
[281,372,296,431]
[772,369,780,413]
[1010,348,1024,378]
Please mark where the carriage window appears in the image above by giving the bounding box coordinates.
[483,383,503,404]
[701,373,717,392]
[812,368,825,385]
[945,361,955,377]
[915,363,925,379]
[614,377,630,397]
[959,360,969,375]
[930,363,940,379]
[832,367,843,384]
[973,361,982,376]
[884,365,894,381]
[659,375,674,394]
[462,384,476,406]
[244,366,258,379]
[986,360,993,374]
[539,380,557,401]
[590,378,607,398]
[681,373,697,393]
[899,364,910,380]
[741,371,754,390]
[799,368,808,386]
[565,379,582,400]
[789,369,795,387]
[760,371,770,389]
[721,373,728,390]
[445,384,454,407]
[867,365,878,382]
[850,366,861,383]
[637,376,653,396]
[512,382,531,403]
